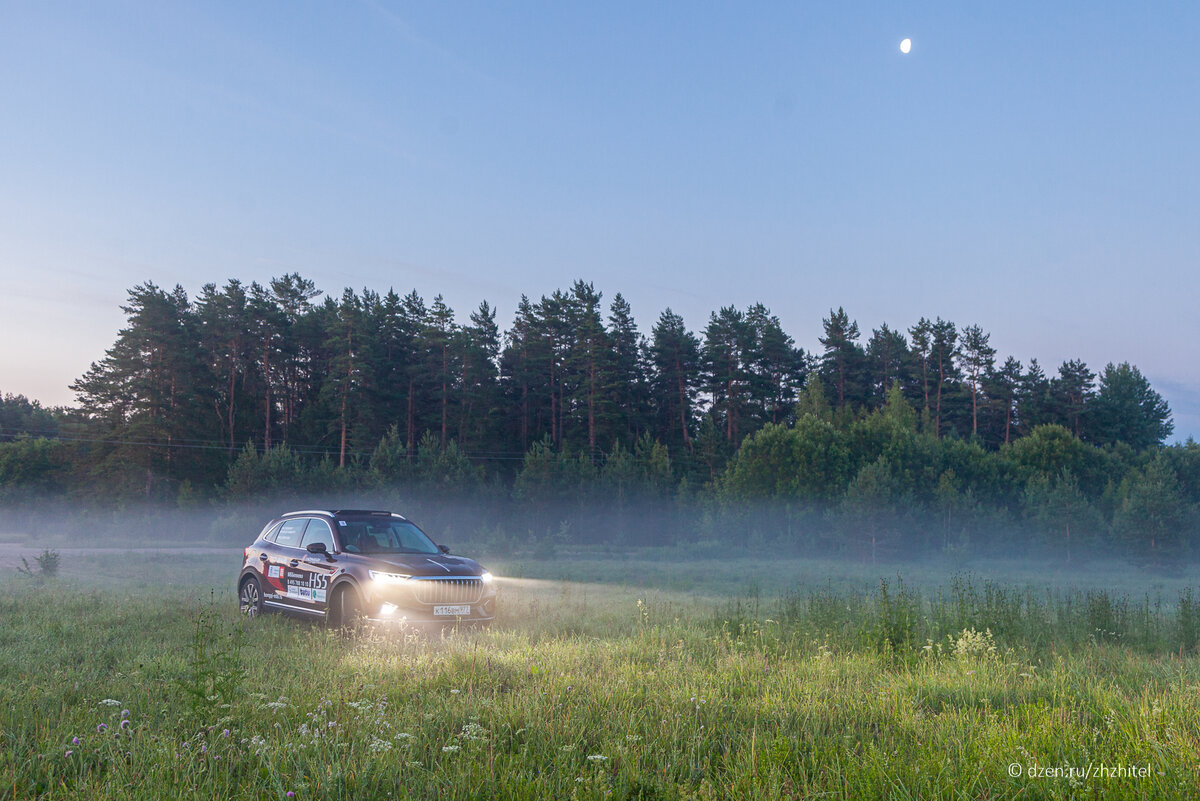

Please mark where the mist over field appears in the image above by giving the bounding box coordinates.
[5,1,1200,792]
[5,490,1198,596]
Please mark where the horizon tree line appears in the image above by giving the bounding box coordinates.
[0,273,1177,500]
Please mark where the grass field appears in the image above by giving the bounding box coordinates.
[4,549,1200,799]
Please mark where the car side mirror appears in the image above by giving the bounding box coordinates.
[438,544,450,554]
[306,542,328,554]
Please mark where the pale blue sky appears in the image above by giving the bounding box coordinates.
[2,2,1197,439]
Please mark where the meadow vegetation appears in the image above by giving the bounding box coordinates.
[3,552,1200,799]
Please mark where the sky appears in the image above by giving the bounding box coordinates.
[1,1,1198,440]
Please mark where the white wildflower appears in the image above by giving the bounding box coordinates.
[587,754,607,762]
[460,722,488,741]
[98,699,122,707]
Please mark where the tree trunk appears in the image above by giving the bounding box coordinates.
[440,344,448,448]
[970,376,978,436]
[406,377,415,455]
[263,340,272,449]
[227,361,236,454]
[726,378,734,442]
[520,379,528,450]
[935,364,944,437]
[588,352,596,457]
[339,386,348,468]
[676,361,692,452]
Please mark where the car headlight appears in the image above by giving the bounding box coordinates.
[480,571,493,583]
[370,570,412,584]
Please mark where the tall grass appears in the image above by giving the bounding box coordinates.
[3,562,1200,799]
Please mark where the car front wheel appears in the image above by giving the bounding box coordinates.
[330,584,365,630]
[239,576,263,617]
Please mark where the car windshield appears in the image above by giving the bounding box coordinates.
[337,518,439,555]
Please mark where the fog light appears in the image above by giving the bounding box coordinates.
[379,602,399,617]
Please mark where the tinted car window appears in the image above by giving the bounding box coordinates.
[301,518,336,552]
[263,521,284,543]
[275,518,309,549]
[338,518,439,554]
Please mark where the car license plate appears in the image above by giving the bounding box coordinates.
[434,604,471,616]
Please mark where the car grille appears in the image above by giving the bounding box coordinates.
[411,578,483,605]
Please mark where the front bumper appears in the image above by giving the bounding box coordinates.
[364,577,497,624]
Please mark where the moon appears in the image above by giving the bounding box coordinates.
[900,38,912,54]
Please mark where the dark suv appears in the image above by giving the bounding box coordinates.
[237,509,496,626]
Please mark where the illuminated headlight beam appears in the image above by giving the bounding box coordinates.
[480,571,493,583]
[369,570,412,584]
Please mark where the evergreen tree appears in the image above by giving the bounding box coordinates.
[317,288,371,467]
[196,279,255,454]
[1052,359,1094,439]
[836,457,909,563]
[865,323,911,408]
[819,307,865,411]
[247,282,287,449]
[1023,470,1101,562]
[649,309,700,455]
[1017,358,1053,436]
[565,281,611,456]
[394,291,435,452]
[457,301,502,453]
[500,295,542,451]
[985,356,1023,447]
[268,273,322,444]
[425,295,459,448]
[1114,456,1194,559]
[539,291,573,448]
[365,289,416,449]
[71,283,214,494]
[909,317,933,415]
[607,293,650,445]
[746,303,808,426]
[929,318,959,437]
[1089,362,1173,449]
[369,424,414,485]
[702,306,754,444]
[957,324,996,438]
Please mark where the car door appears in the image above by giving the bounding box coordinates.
[295,517,339,615]
[263,517,309,610]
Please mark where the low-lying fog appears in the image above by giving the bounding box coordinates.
[5,493,1198,600]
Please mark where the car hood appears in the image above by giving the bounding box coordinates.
[360,553,484,578]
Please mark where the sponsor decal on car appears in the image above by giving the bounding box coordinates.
[284,571,330,603]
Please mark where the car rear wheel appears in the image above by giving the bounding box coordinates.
[239,576,263,617]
